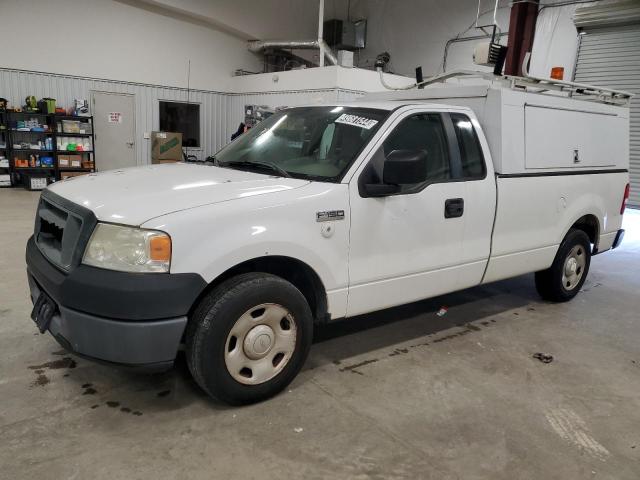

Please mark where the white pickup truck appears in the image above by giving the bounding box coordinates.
[26,73,631,404]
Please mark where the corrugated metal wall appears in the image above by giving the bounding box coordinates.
[1,68,365,165]
[0,68,228,165]
[574,25,640,208]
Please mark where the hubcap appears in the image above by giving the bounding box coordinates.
[562,245,586,291]
[243,325,275,359]
[224,303,297,385]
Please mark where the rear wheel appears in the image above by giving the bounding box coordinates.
[535,229,591,302]
[186,273,313,405]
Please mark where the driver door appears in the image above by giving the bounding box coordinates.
[346,110,466,317]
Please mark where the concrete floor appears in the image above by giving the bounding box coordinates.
[1,188,639,480]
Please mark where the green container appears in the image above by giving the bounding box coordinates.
[38,98,56,114]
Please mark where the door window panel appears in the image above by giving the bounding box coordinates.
[451,113,486,179]
[364,113,451,194]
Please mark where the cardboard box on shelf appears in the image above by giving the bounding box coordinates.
[151,132,182,163]
[59,154,82,167]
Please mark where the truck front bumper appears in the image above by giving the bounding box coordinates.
[26,236,207,371]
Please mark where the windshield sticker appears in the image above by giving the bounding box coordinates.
[334,113,379,130]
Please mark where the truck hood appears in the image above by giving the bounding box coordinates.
[48,163,310,225]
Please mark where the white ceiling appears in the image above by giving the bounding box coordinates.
[128,0,349,40]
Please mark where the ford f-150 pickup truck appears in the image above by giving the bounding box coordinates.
[26,73,631,404]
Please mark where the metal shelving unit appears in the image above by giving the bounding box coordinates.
[0,110,10,187]
[5,112,95,188]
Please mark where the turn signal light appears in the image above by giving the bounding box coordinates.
[550,67,564,80]
[621,183,630,214]
[150,234,171,261]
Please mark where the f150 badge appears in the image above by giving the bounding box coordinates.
[316,210,345,222]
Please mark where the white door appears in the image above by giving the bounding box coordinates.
[91,91,136,171]
[347,110,467,317]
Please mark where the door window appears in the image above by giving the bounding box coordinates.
[360,113,451,194]
[450,113,486,179]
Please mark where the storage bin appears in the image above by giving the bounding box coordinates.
[78,122,92,134]
[62,120,81,133]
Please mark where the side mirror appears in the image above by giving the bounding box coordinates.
[363,149,428,197]
[383,149,428,185]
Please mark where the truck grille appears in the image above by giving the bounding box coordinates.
[34,191,97,271]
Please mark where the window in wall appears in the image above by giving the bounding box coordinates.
[451,113,486,179]
[159,101,200,148]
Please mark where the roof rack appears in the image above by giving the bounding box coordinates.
[397,69,633,107]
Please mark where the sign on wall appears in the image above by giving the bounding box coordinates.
[108,112,123,124]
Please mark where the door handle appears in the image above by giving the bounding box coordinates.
[126,141,135,148]
[444,198,464,218]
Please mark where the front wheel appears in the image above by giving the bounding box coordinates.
[186,273,313,405]
[535,229,591,302]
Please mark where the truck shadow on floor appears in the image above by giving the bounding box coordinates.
[308,273,540,368]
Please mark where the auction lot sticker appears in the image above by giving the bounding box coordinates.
[335,113,379,130]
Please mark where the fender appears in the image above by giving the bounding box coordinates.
[557,171,627,250]
[142,181,351,318]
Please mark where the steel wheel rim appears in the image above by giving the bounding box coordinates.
[224,303,297,385]
[562,244,586,291]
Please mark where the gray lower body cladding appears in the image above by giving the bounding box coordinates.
[26,236,207,369]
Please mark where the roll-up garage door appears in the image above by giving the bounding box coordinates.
[574,24,640,208]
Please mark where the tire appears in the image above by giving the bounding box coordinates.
[186,273,313,405]
[535,228,591,302]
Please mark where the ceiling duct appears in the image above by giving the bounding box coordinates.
[248,39,338,65]
[247,0,337,67]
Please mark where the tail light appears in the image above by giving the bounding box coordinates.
[621,183,630,214]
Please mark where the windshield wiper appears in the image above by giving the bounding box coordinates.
[220,160,292,178]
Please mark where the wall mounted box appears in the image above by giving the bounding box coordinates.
[323,19,367,50]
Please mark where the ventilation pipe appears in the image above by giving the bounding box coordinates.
[248,39,338,65]
[247,0,338,66]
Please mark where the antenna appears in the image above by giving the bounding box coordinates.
[186,59,191,159]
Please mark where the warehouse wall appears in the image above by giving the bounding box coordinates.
[0,68,230,164]
[343,0,599,80]
[0,68,364,164]
[344,0,512,77]
[0,0,261,92]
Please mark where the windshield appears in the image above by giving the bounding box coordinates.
[215,106,388,181]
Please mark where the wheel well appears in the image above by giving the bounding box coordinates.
[570,214,599,250]
[191,256,329,324]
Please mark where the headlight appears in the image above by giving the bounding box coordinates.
[82,223,171,273]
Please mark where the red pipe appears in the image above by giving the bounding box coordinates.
[504,0,539,76]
